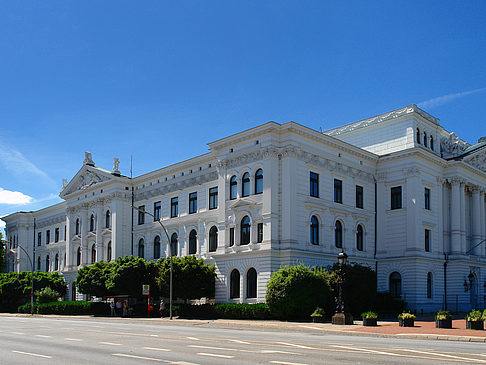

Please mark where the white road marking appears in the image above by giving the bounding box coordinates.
[65,338,82,341]
[144,347,171,352]
[11,332,25,335]
[12,350,52,359]
[99,341,122,346]
[275,342,316,350]
[197,352,234,359]
[113,353,168,362]
[190,345,238,351]
[228,339,251,344]
[260,350,300,355]
[299,325,326,330]
[270,361,308,365]
[187,336,200,341]
[170,362,200,365]
[399,349,486,363]
[35,334,52,338]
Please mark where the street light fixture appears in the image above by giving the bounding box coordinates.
[11,245,34,315]
[132,206,173,320]
[332,250,353,325]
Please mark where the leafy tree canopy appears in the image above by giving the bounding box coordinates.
[75,261,113,297]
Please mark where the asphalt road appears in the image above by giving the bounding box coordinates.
[0,316,485,364]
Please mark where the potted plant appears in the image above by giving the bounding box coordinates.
[310,307,325,323]
[435,310,452,329]
[361,311,378,326]
[398,312,416,327]
[465,310,485,330]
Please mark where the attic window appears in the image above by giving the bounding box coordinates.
[165,177,168,181]
[181,172,184,176]
[209,164,212,168]
[100,189,103,193]
[199,167,202,171]
[230,148,234,153]
[125,187,129,190]
[190,170,192,173]
[338,153,342,157]
[173,175,175,179]
[256,140,259,145]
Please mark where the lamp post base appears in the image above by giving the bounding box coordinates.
[332,312,353,325]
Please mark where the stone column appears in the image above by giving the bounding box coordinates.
[450,178,462,254]
[81,205,89,265]
[96,201,103,261]
[436,178,445,253]
[460,182,466,253]
[375,173,386,255]
[404,168,420,251]
[472,187,482,256]
[65,213,72,269]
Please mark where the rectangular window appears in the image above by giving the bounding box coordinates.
[55,228,59,243]
[356,185,363,209]
[154,201,161,221]
[37,232,42,246]
[391,186,402,210]
[138,205,145,225]
[257,223,263,243]
[334,179,343,203]
[46,230,50,244]
[229,227,235,246]
[424,188,431,210]
[425,229,431,252]
[209,187,218,210]
[171,197,178,218]
[189,192,197,214]
[310,172,319,197]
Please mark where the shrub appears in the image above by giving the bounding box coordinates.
[18,302,38,314]
[398,312,416,320]
[435,310,452,320]
[310,307,325,318]
[266,265,330,320]
[361,311,378,319]
[34,301,109,315]
[466,310,485,322]
[36,287,61,304]
[215,303,272,320]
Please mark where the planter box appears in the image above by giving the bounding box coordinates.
[466,320,484,330]
[312,317,325,323]
[399,318,414,327]
[362,318,377,326]
[435,319,452,329]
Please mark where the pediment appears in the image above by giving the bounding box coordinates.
[60,166,113,198]
[228,198,259,210]
[463,148,486,173]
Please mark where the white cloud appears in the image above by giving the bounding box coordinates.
[0,146,54,184]
[417,87,486,110]
[0,188,33,205]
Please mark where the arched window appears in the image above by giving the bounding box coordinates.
[153,236,161,260]
[241,216,250,245]
[75,218,80,235]
[77,247,81,266]
[90,214,95,232]
[390,272,402,298]
[37,256,41,271]
[107,241,112,262]
[430,135,434,151]
[209,226,218,252]
[310,216,319,245]
[189,230,197,255]
[356,224,364,251]
[424,132,428,147]
[91,244,96,263]
[246,268,257,298]
[416,128,421,144]
[55,254,59,270]
[230,269,240,299]
[138,239,144,259]
[105,210,110,228]
[170,233,178,257]
[230,176,237,200]
[427,272,432,299]
[242,172,250,197]
[46,255,50,272]
[255,169,263,194]
[335,220,343,248]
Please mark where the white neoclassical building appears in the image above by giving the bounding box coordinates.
[3,104,486,312]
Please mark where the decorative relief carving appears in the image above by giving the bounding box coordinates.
[463,150,486,173]
[36,214,66,229]
[403,167,420,177]
[64,170,110,196]
[83,152,95,166]
[440,132,469,159]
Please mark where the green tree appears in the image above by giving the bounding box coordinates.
[157,256,216,300]
[106,256,160,298]
[75,261,114,297]
[265,265,330,320]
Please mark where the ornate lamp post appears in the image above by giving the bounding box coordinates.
[332,250,353,325]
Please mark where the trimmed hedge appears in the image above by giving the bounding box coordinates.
[18,301,109,315]
[178,303,273,320]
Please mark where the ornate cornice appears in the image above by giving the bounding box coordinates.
[36,214,66,229]
[403,167,420,177]
[463,150,486,173]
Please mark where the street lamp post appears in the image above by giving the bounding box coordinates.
[132,206,173,320]
[331,250,353,325]
[12,245,34,315]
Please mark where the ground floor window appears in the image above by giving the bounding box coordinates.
[230,269,240,299]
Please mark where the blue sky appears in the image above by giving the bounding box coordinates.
[1,1,485,230]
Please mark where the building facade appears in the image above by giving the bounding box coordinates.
[3,105,486,312]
